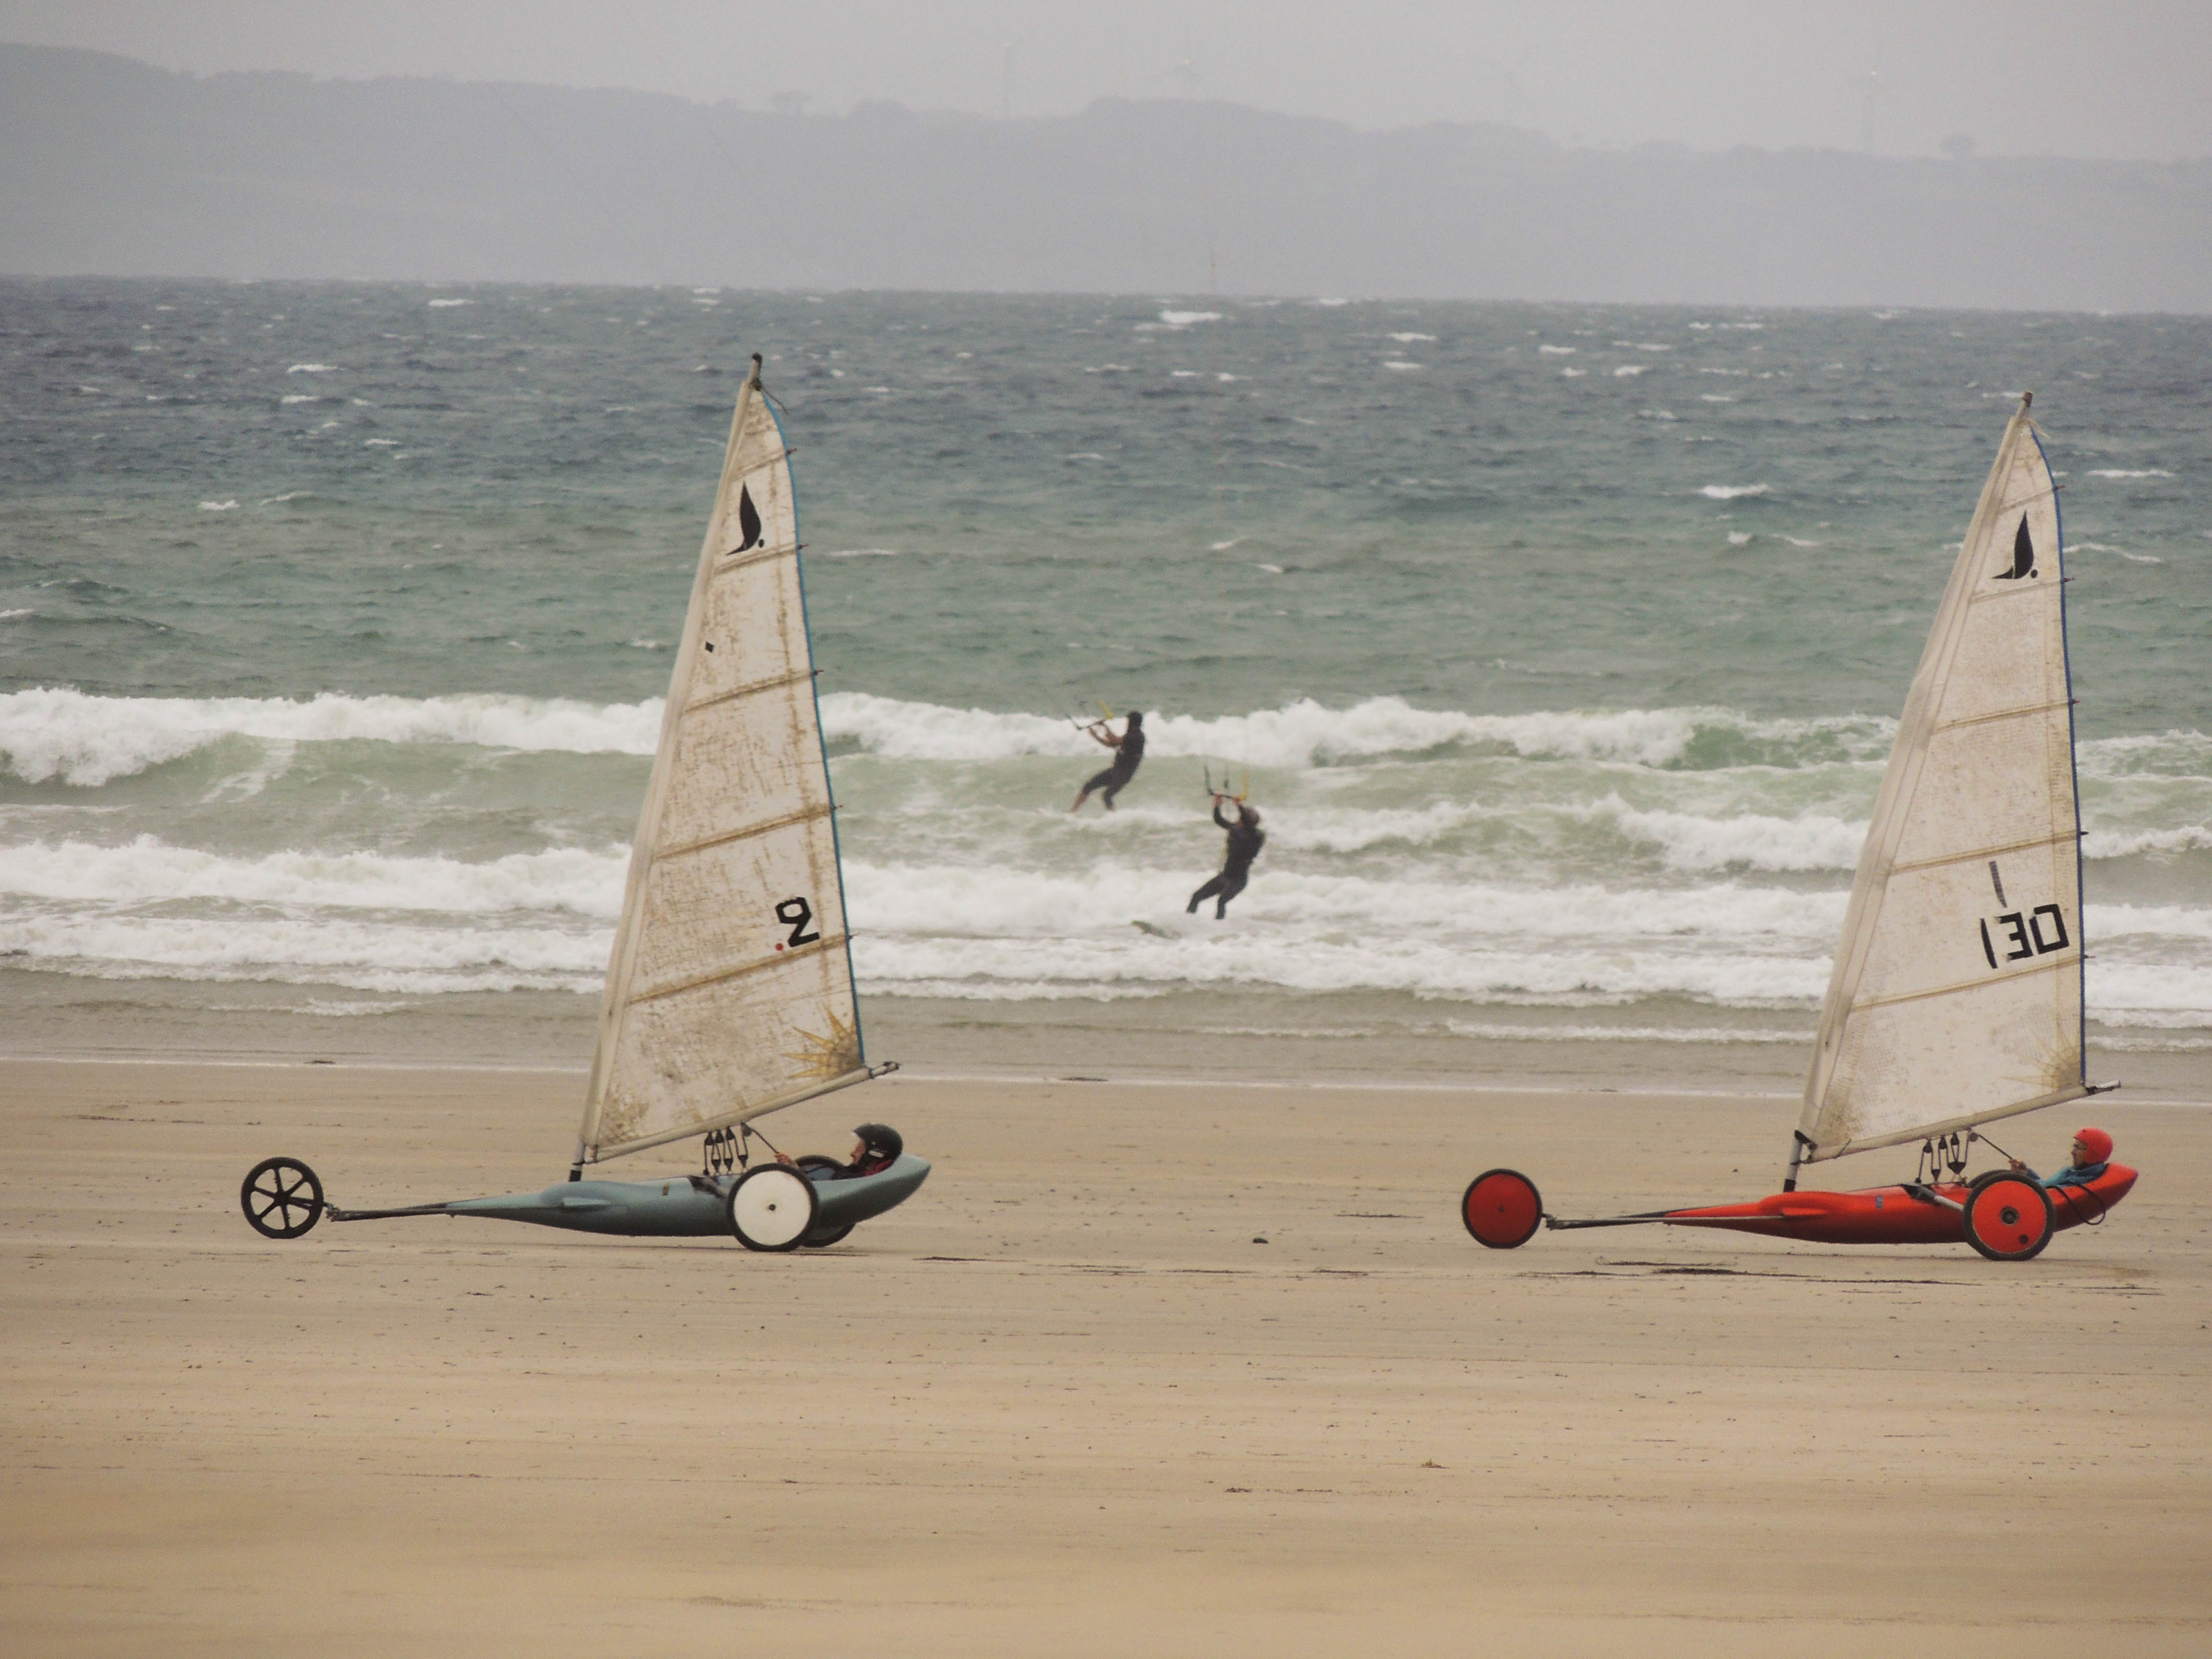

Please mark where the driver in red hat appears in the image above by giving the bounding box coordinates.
[2009,1127,2113,1189]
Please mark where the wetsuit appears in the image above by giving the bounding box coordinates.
[1189,803,1264,918]
[2018,1159,2109,1190]
[1079,722,1145,809]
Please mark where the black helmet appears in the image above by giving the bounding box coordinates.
[854,1123,902,1162]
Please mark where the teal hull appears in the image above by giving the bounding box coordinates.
[408,1154,931,1240]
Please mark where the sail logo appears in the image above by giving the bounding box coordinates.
[729,483,764,554]
[1993,514,2037,581]
[1978,904,2069,969]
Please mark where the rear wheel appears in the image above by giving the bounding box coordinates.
[241,1157,325,1239]
[727,1164,818,1252]
[1462,1168,1543,1250]
[1963,1169,2054,1262]
[800,1223,857,1249]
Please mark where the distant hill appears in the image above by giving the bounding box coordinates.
[3,44,2208,310]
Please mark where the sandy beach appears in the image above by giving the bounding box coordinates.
[3,1057,2207,1657]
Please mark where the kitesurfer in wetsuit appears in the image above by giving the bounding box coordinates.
[841,1123,903,1178]
[1071,711,1145,811]
[1188,794,1264,919]
[2008,1126,2112,1189]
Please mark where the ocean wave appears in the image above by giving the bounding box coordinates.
[1442,1020,1810,1045]
[0,837,628,918]
[821,693,1883,770]
[2083,824,2212,859]
[0,911,604,996]
[1601,798,1866,871]
[1700,483,1769,499]
[0,687,660,784]
[842,860,1840,946]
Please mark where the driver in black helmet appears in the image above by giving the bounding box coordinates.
[842,1122,902,1178]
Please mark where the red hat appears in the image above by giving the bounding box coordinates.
[2074,1126,2113,1164]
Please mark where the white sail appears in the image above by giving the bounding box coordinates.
[577,361,867,1163]
[1799,405,2087,1161]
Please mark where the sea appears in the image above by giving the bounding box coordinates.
[2,280,2206,1094]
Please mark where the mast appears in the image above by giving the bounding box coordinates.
[1796,397,2097,1166]
[574,356,871,1166]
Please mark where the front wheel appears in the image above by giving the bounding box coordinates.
[1462,1168,1543,1250]
[241,1157,325,1239]
[1963,1169,2054,1262]
[727,1164,819,1252]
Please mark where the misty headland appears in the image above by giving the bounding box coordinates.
[3,43,2208,310]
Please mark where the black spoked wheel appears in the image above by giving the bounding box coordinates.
[1963,1168,2054,1262]
[241,1157,325,1239]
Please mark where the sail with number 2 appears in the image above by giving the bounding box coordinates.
[1798,400,2088,1162]
[576,358,868,1165]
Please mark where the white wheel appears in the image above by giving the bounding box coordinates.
[727,1164,818,1252]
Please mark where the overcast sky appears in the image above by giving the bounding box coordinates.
[7,1,2209,160]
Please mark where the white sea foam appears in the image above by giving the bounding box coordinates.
[2087,469,2171,479]
[0,688,661,784]
[1613,365,1647,377]
[819,693,1795,769]
[2068,541,2163,564]
[1701,484,1769,500]
[1602,799,1867,871]
[1560,368,1587,378]
[1727,532,1754,546]
[198,500,238,512]
[823,548,904,557]
[2083,825,2212,859]
[427,298,472,308]
[286,363,336,374]
[280,394,318,404]
[1389,333,1436,343]
[0,910,604,996]
[0,609,31,621]
[1384,361,1423,372]
[1539,345,1575,355]
[1147,310,1219,329]
[1443,1020,1809,1046]
[0,837,628,918]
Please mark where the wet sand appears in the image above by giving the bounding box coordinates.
[3,1058,2207,1656]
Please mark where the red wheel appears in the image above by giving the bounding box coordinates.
[1963,1170,2053,1262]
[1462,1168,1542,1250]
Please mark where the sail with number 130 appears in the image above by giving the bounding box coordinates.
[1797,400,2088,1161]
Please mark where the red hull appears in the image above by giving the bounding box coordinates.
[1659,1164,2137,1245]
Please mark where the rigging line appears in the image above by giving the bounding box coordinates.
[655,801,837,863]
[625,932,852,1006]
[1889,828,2078,876]
[714,540,805,577]
[1847,950,2077,1013]
[1989,481,2061,520]
[1934,695,2074,732]
[683,666,822,717]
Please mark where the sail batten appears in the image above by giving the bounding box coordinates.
[576,364,866,1164]
[1799,410,2085,1162]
